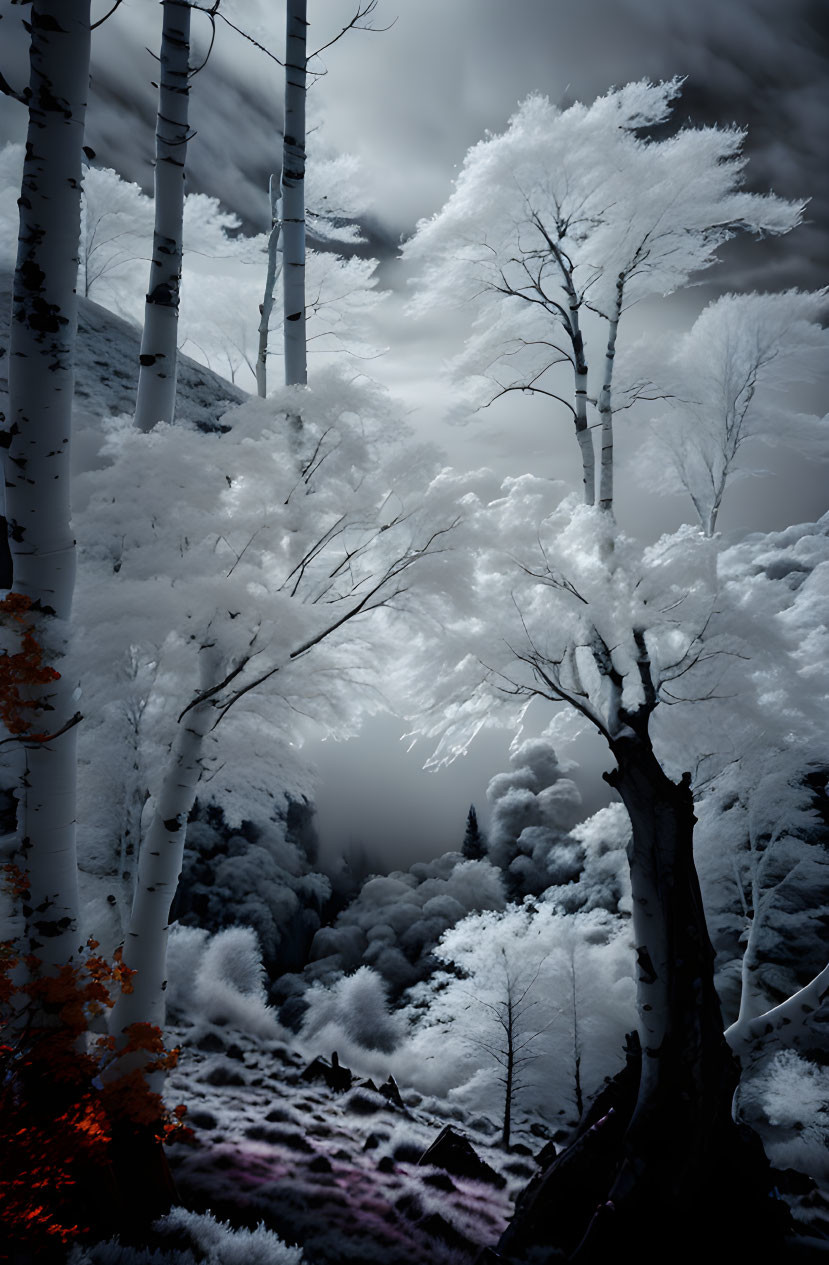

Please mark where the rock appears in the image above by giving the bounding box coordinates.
[392,1141,423,1164]
[265,1107,291,1123]
[195,1031,225,1053]
[308,1154,333,1173]
[377,1155,395,1173]
[300,1051,353,1093]
[363,1132,383,1150]
[226,1043,245,1061]
[418,1125,507,1189]
[359,1078,379,1093]
[301,1055,331,1085]
[378,1074,404,1108]
[328,1051,353,1093]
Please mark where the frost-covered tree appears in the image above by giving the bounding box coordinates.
[79,164,153,310]
[403,80,814,1257]
[405,81,802,512]
[396,902,634,1140]
[642,289,829,535]
[70,368,459,1049]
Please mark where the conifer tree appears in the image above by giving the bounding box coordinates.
[462,804,487,860]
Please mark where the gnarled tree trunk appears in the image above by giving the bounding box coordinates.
[496,734,788,1264]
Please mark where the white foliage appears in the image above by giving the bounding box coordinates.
[639,290,829,533]
[404,81,802,429]
[302,965,402,1053]
[73,367,457,928]
[69,1209,304,1265]
[193,926,280,1037]
[394,902,634,1120]
[165,923,210,1021]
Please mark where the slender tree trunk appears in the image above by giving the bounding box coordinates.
[597,278,623,515]
[256,169,283,398]
[282,0,307,413]
[134,0,191,433]
[110,646,218,1040]
[571,324,595,508]
[4,0,91,968]
[502,999,514,1149]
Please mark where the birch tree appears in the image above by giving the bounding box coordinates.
[277,0,384,416]
[642,289,829,535]
[281,0,307,400]
[404,82,802,514]
[1,0,91,970]
[72,369,459,1068]
[403,81,814,1258]
[134,0,192,432]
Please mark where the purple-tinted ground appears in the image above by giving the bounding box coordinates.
[164,1025,529,1264]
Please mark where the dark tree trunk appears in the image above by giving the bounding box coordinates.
[494,735,790,1264]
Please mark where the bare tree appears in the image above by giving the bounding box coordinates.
[465,947,551,1149]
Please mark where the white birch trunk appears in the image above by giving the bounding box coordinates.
[110,647,218,1039]
[134,0,191,433]
[597,277,623,515]
[281,0,307,399]
[557,280,593,506]
[256,170,283,398]
[4,0,91,967]
[726,960,829,1063]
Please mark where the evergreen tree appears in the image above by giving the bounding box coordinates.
[462,804,487,860]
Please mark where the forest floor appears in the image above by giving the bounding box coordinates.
[162,1020,532,1264]
[156,1020,829,1265]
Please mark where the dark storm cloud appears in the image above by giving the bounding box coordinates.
[1,0,825,867]
[3,0,823,284]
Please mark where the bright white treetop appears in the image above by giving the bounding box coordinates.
[640,289,829,535]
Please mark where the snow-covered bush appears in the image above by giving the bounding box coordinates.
[302,965,402,1054]
[165,924,281,1038]
[69,1208,304,1265]
[192,927,280,1038]
[742,1051,829,1181]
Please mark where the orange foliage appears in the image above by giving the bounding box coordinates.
[0,591,61,740]
[0,897,193,1248]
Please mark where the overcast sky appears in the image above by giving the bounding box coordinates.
[1,0,827,868]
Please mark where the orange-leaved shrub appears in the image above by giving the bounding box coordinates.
[0,865,192,1248]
